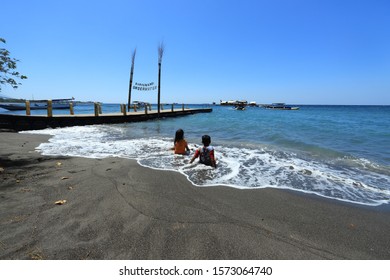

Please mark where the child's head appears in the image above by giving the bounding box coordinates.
[175,129,184,143]
[202,135,211,146]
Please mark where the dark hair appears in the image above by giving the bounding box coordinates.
[174,129,184,144]
[202,135,211,145]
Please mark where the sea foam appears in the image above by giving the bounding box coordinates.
[22,125,390,206]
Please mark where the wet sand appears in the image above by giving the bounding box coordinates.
[1,132,389,259]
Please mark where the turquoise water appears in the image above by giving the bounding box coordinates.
[21,104,390,206]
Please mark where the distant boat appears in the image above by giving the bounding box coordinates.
[220,100,248,106]
[220,100,237,106]
[234,105,246,111]
[132,101,151,108]
[263,103,299,110]
[234,101,248,111]
[0,98,75,111]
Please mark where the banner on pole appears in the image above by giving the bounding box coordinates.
[133,82,157,91]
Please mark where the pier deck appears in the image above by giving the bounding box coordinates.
[0,107,212,131]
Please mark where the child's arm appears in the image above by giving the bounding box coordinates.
[190,149,199,163]
[210,149,217,168]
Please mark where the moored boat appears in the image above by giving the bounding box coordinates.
[234,104,246,110]
[0,98,75,111]
[263,103,299,110]
[220,100,248,107]
[234,100,248,110]
[132,101,151,108]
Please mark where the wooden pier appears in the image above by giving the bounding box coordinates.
[0,105,212,131]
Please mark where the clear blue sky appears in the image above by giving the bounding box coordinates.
[2,0,390,105]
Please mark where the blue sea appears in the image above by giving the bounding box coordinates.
[19,104,390,207]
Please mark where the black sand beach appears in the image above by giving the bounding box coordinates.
[1,132,389,259]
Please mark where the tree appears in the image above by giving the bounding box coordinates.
[0,38,27,92]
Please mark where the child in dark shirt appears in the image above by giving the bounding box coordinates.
[190,135,216,168]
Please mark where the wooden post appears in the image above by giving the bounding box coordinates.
[145,105,148,115]
[70,102,74,115]
[122,104,126,116]
[94,102,99,116]
[25,101,31,116]
[171,104,174,112]
[182,104,185,111]
[47,100,53,117]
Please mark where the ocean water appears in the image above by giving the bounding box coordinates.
[21,104,390,206]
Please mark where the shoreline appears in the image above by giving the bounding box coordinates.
[1,132,390,259]
[142,163,390,211]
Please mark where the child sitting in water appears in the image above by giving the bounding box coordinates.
[190,135,216,168]
[172,129,190,155]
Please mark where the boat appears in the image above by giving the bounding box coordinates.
[263,103,299,110]
[220,100,237,106]
[0,98,75,111]
[234,101,248,110]
[132,101,151,108]
[234,104,246,110]
[220,100,249,107]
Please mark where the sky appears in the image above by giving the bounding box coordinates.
[1,0,390,105]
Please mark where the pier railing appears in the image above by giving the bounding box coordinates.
[22,100,194,117]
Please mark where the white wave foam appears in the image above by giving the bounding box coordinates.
[21,126,390,206]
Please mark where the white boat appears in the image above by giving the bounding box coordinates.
[132,101,151,108]
[263,103,299,110]
[0,98,75,111]
[220,100,248,106]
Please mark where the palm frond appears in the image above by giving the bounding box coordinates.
[158,42,165,64]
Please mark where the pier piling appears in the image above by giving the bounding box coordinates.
[25,101,31,116]
[70,102,74,115]
[47,100,53,117]
[94,102,99,116]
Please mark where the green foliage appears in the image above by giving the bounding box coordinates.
[0,38,27,92]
